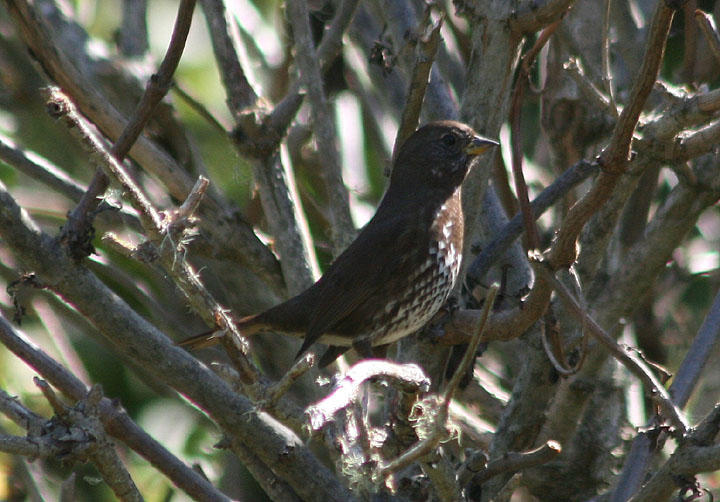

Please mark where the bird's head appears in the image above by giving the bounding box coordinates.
[390,121,498,191]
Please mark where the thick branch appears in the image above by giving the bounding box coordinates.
[0,182,354,501]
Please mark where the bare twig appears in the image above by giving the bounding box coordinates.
[118,0,149,57]
[286,0,355,254]
[34,379,144,502]
[0,433,68,459]
[46,88,260,382]
[200,0,321,292]
[0,318,230,502]
[306,360,430,432]
[470,440,561,485]
[540,311,588,376]
[547,2,677,274]
[564,57,617,114]
[262,353,316,409]
[510,0,574,34]
[0,134,84,201]
[681,1,698,83]
[0,185,352,500]
[669,287,720,408]
[612,288,720,501]
[7,0,283,291]
[268,0,361,134]
[509,20,561,252]
[62,0,197,252]
[466,159,597,283]
[199,0,258,114]
[377,284,498,479]
[392,9,444,160]
[599,4,676,171]
[172,83,229,135]
[0,389,44,433]
[695,9,720,66]
[602,0,619,115]
[533,260,688,434]
[628,444,720,502]
[444,284,499,402]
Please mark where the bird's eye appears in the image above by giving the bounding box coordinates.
[441,133,457,147]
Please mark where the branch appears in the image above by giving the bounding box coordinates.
[392,9,444,160]
[510,0,575,34]
[669,287,720,407]
[117,0,149,57]
[286,0,355,254]
[306,360,430,432]
[6,0,284,292]
[4,0,196,201]
[34,380,143,502]
[46,87,262,381]
[466,159,598,283]
[469,441,561,485]
[533,260,688,434]
[695,9,720,67]
[0,313,231,502]
[61,0,196,258]
[378,285,497,479]
[200,0,319,293]
[0,182,353,500]
[611,287,720,501]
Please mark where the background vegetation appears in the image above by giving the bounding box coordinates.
[0,0,719,500]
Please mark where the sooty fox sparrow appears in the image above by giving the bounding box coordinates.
[180,121,498,366]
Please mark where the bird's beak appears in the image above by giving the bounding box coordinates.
[465,136,499,156]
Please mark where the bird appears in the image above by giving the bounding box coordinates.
[180,121,498,367]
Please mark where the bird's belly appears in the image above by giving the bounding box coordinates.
[368,237,462,346]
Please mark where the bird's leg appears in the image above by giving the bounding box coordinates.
[420,295,459,343]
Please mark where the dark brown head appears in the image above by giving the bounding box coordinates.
[390,121,498,194]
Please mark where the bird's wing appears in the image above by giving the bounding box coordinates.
[296,209,423,356]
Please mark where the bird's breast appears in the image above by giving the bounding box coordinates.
[368,193,464,345]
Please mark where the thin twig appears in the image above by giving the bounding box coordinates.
[378,284,498,479]
[599,3,676,171]
[443,284,499,403]
[392,9,444,160]
[0,174,352,501]
[201,0,321,292]
[466,159,598,284]
[469,440,562,485]
[262,353,315,409]
[34,380,144,502]
[681,1,698,83]
[306,360,430,432]
[267,0,360,134]
[509,20,562,251]
[602,0,619,116]
[695,9,720,68]
[114,0,198,160]
[0,134,84,200]
[613,287,720,501]
[669,287,720,408]
[549,2,678,271]
[199,0,258,114]
[62,0,197,253]
[118,0,149,57]
[533,260,688,434]
[286,0,355,254]
[563,57,616,114]
[172,83,229,135]
[0,389,44,433]
[47,88,260,382]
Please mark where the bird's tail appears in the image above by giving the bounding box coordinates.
[176,314,261,350]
